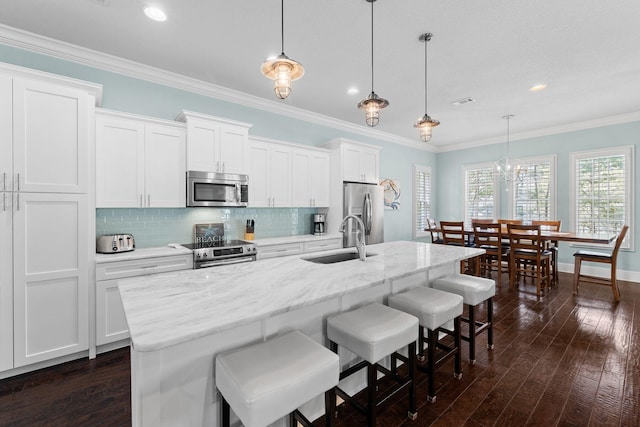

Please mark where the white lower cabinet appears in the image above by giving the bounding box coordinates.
[95,253,193,348]
[257,236,342,260]
[13,193,89,367]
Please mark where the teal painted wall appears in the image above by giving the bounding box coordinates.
[435,121,640,272]
[0,43,434,247]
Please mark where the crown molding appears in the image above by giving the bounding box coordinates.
[0,24,434,152]
[436,110,640,153]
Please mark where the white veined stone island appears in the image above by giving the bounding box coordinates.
[118,240,483,427]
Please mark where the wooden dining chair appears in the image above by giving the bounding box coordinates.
[532,220,561,287]
[498,219,523,225]
[573,225,629,302]
[472,222,509,288]
[507,223,552,298]
[440,221,475,274]
[426,218,443,244]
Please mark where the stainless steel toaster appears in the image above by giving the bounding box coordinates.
[96,234,135,253]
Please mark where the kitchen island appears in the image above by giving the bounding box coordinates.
[118,240,483,427]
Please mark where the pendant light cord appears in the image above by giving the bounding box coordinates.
[370,0,374,94]
[280,0,285,54]
[424,37,428,114]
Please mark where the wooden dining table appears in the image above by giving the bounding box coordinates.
[428,225,617,245]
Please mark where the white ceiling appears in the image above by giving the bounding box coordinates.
[2,0,640,150]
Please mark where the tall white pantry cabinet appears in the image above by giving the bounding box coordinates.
[0,65,100,374]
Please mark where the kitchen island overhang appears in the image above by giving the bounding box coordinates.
[119,241,484,426]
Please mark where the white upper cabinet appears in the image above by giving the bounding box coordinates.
[340,141,380,184]
[177,111,252,175]
[292,148,330,207]
[96,111,186,208]
[12,78,90,194]
[247,137,292,207]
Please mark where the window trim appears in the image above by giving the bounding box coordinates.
[462,162,499,224]
[507,154,557,220]
[413,163,432,239]
[569,145,634,250]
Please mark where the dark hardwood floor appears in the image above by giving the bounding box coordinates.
[1,272,638,426]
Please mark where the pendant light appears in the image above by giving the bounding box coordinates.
[414,32,439,142]
[357,0,389,127]
[260,0,304,100]
[493,115,527,189]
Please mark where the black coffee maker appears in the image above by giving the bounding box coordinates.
[313,214,326,236]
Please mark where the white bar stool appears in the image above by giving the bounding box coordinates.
[327,302,419,427]
[388,286,464,403]
[432,274,495,364]
[215,330,339,427]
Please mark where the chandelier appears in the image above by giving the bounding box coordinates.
[357,0,389,127]
[260,0,304,100]
[493,115,527,189]
[413,32,439,142]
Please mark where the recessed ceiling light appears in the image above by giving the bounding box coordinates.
[347,87,359,95]
[450,97,476,106]
[530,84,547,92]
[144,6,167,22]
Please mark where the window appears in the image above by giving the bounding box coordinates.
[570,146,634,249]
[463,162,498,224]
[413,164,432,239]
[509,155,556,221]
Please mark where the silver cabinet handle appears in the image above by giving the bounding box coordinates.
[235,183,241,203]
[216,161,220,172]
[16,173,20,191]
[147,194,151,207]
[16,192,19,211]
[222,161,225,173]
[140,194,143,207]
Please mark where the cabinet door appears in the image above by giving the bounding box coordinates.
[0,74,12,372]
[342,145,363,182]
[247,141,270,207]
[13,193,88,367]
[96,279,129,346]
[291,149,311,207]
[310,152,330,207]
[144,125,186,207]
[12,78,89,194]
[96,116,145,207]
[219,125,248,175]
[185,118,219,172]
[360,147,379,184]
[269,144,292,207]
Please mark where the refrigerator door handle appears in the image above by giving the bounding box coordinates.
[364,193,372,235]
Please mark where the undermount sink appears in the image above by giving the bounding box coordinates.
[303,251,377,264]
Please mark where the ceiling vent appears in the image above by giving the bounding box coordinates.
[451,97,476,106]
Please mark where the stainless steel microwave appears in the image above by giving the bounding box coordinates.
[186,171,249,207]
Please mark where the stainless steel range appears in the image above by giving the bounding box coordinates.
[182,239,257,269]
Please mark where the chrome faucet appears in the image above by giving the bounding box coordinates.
[339,214,366,261]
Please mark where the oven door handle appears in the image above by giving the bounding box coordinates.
[197,256,255,268]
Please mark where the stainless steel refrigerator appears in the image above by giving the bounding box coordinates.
[343,182,384,247]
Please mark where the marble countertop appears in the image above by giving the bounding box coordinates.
[252,233,342,246]
[118,240,483,352]
[96,245,192,264]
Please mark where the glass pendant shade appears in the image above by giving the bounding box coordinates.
[261,0,304,100]
[261,53,304,100]
[358,92,389,127]
[414,114,440,142]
